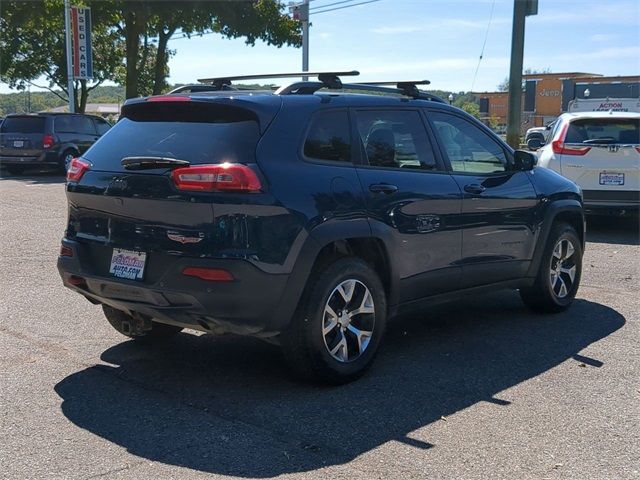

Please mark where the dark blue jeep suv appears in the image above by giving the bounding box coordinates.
[58,72,585,383]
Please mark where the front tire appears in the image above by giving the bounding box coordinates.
[102,304,183,341]
[520,222,582,313]
[283,257,387,384]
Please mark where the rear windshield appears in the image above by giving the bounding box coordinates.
[84,103,260,171]
[0,116,45,134]
[566,118,640,144]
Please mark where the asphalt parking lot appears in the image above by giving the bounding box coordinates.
[1,171,638,480]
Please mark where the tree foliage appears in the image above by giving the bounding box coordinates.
[0,0,123,112]
[1,0,301,109]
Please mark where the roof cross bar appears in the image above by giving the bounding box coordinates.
[354,80,431,98]
[276,81,446,103]
[196,71,360,90]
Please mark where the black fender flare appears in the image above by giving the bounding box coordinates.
[270,218,396,331]
[527,199,585,277]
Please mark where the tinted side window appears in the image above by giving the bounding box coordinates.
[93,118,111,135]
[55,115,96,135]
[430,112,507,174]
[355,110,437,170]
[303,110,351,163]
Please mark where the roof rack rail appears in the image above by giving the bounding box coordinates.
[276,80,446,103]
[196,71,360,90]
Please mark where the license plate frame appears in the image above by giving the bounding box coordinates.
[109,248,147,280]
[599,172,625,186]
[13,140,24,148]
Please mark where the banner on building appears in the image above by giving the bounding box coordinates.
[71,6,93,79]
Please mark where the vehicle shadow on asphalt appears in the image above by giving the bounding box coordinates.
[586,215,639,246]
[54,292,624,477]
[0,169,65,185]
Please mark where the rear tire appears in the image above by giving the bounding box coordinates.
[520,222,582,313]
[282,257,387,384]
[59,149,77,173]
[102,304,183,341]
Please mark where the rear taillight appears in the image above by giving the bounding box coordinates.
[635,147,640,154]
[551,123,591,156]
[171,163,261,192]
[43,134,54,149]
[66,158,91,182]
[182,267,234,282]
[60,244,74,257]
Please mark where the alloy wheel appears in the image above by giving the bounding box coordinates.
[322,279,375,363]
[549,238,577,299]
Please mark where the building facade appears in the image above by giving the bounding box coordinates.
[473,72,640,131]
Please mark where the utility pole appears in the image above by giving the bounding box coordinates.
[301,0,310,80]
[506,0,537,148]
[64,0,75,113]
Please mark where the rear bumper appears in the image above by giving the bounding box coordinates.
[57,238,293,336]
[0,151,59,166]
[583,190,640,216]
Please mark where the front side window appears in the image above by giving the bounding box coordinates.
[303,110,352,163]
[430,112,507,174]
[355,110,437,170]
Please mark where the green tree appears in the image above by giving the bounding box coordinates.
[0,0,123,112]
[91,0,302,98]
[460,102,481,119]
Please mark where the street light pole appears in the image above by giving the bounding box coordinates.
[301,0,310,81]
[506,0,537,149]
[64,0,75,113]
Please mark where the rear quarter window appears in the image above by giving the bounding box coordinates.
[0,116,46,133]
[55,115,96,134]
[303,110,352,163]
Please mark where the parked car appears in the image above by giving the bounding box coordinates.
[537,111,639,216]
[57,72,585,384]
[525,120,556,150]
[0,112,111,175]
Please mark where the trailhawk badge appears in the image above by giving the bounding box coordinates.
[167,231,205,244]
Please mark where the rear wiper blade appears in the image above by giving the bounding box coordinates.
[121,156,190,170]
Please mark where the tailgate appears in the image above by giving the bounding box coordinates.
[0,116,47,157]
[64,98,279,284]
[561,145,640,191]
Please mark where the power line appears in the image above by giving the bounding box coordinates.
[312,0,381,15]
[470,0,496,92]
[310,0,360,11]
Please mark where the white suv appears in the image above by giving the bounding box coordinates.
[537,111,639,215]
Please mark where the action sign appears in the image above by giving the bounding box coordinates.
[71,6,93,79]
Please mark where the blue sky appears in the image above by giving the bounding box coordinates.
[3,0,639,94]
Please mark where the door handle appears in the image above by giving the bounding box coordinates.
[463,184,486,194]
[369,183,398,194]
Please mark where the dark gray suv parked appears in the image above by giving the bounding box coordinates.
[0,113,111,175]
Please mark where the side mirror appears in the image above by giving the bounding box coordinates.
[513,150,537,171]
[527,137,543,150]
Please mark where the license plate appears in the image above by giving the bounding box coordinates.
[13,140,24,148]
[599,172,624,186]
[109,249,146,280]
